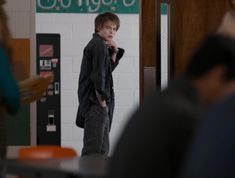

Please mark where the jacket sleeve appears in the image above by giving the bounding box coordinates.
[0,47,20,115]
[90,41,108,101]
[111,47,125,71]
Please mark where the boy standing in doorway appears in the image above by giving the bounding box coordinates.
[76,12,125,157]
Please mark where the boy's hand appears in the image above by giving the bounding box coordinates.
[106,40,118,53]
[95,90,107,107]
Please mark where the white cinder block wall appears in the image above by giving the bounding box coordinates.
[36,13,140,155]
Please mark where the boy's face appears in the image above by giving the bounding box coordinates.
[97,20,117,41]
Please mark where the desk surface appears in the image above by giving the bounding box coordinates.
[0,157,107,178]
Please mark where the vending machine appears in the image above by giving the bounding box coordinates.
[36,34,61,145]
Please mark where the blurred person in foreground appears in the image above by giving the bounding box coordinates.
[179,73,235,178]
[178,1,235,178]
[0,0,20,158]
[106,33,235,178]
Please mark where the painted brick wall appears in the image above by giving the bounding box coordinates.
[36,13,140,155]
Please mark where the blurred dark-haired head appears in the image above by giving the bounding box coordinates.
[185,34,235,104]
[185,34,235,82]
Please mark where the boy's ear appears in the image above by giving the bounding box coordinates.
[97,25,102,32]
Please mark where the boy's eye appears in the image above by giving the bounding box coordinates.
[105,26,116,31]
[105,26,112,30]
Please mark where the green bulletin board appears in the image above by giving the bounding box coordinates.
[36,0,139,14]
